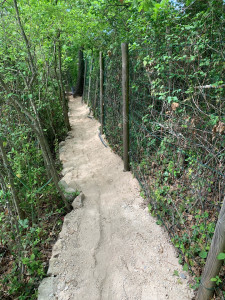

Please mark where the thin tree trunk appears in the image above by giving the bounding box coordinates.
[197,196,225,300]
[166,27,172,95]
[53,42,64,108]
[13,0,36,86]
[57,38,71,131]
[0,139,25,219]
[0,76,71,211]
[0,172,25,275]
[13,104,71,211]
[0,172,15,230]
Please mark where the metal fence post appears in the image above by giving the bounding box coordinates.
[82,59,87,103]
[100,51,104,134]
[121,43,130,171]
[87,57,93,106]
[93,77,98,112]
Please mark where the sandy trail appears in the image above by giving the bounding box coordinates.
[38,96,194,300]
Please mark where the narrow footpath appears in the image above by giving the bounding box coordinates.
[38,96,194,300]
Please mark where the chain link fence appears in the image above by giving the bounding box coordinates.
[82,39,225,298]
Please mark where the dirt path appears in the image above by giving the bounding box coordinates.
[38,96,194,300]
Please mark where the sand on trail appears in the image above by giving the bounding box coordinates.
[38,96,194,300]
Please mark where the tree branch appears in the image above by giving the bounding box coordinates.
[13,0,36,78]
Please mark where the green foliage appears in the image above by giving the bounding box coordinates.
[217,252,225,261]
[209,252,225,288]
[0,0,224,297]
[82,1,225,295]
[210,276,222,286]
[0,0,74,298]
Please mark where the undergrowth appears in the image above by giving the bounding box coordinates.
[0,190,67,300]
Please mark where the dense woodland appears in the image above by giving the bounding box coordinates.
[0,0,224,299]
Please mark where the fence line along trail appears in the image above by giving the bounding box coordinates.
[38,96,194,300]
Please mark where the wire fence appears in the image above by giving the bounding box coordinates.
[83,40,225,297]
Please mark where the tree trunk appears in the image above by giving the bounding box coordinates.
[57,39,71,131]
[13,103,71,212]
[13,0,36,86]
[0,76,71,212]
[0,171,24,275]
[0,139,25,219]
[99,51,104,134]
[74,49,84,97]
[197,196,225,300]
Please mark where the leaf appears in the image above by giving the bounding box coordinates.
[217,253,225,260]
[171,102,179,111]
[187,215,193,221]
[183,263,188,271]
[7,93,14,98]
[210,277,217,282]
[167,96,178,104]
[22,257,30,264]
[156,219,162,225]
[199,251,207,259]
[19,218,29,229]
[213,121,225,135]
